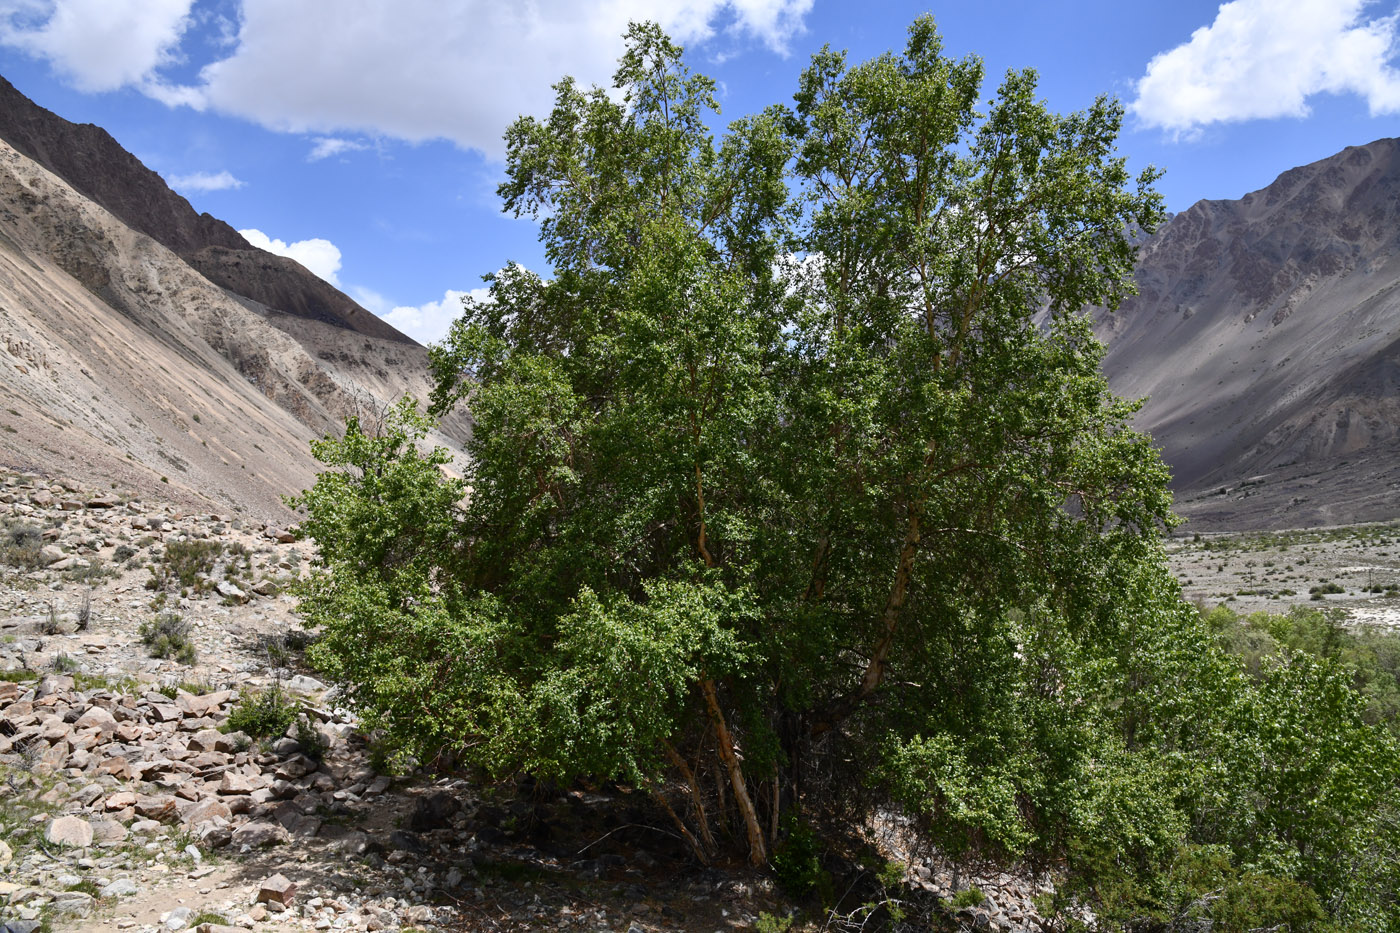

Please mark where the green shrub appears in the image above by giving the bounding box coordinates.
[146,539,223,592]
[139,611,197,664]
[771,818,826,898]
[0,519,46,570]
[224,685,298,739]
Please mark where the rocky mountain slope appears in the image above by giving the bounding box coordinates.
[0,80,467,519]
[0,77,405,344]
[1098,138,1400,530]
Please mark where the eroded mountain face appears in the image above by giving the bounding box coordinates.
[1,72,1397,530]
[1095,139,1400,530]
[0,79,468,519]
[0,76,410,345]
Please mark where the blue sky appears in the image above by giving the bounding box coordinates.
[1,0,1398,344]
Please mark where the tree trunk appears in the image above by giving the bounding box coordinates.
[664,740,717,856]
[811,511,921,736]
[700,676,767,865]
[649,785,711,865]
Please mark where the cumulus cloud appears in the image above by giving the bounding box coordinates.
[238,228,343,287]
[1132,0,1400,136]
[166,169,244,192]
[3,0,814,159]
[382,288,490,345]
[0,0,194,92]
[307,137,369,162]
[194,0,812,159]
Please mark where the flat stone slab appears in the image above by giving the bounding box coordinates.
[46,815,93,848]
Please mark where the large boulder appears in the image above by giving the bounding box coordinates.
[46,815,93,848]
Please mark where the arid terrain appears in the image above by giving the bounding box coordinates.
[1094,138,1400,530]
[1,53,1399,933]
[1166,521,1400,624]
[0,78,469,520]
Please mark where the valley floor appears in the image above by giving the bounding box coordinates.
[1166,520,1400,625]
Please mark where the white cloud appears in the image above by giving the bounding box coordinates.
[166,169,244,192]
[191,0,812,159]
[238,227,343,287]
[1132,0,1400,137]
[0,0,194,92]
[307,136,369,162]
[7,0,810,160]
[382,288,490,345]
[349,286,392,316]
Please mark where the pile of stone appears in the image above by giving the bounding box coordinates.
[0,674,390,923]
[1,674,366,843]
[0,471,300,595]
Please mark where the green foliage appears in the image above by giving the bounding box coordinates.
[146,539,223,593]
[291,16,1400,927]
[1208,604,1400,732]
[771,817,826,898]
[294,714,327,761]
[224,685,298,739]
[139,611,197,664]
[754,913,794,933]
[0,519,48,569]
[948,887,985,909]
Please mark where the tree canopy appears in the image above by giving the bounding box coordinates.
[293,18,1400,930]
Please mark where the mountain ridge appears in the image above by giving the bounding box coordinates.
[1099,137,1400,529]
[0,75,412,345]
[0,80,468,517]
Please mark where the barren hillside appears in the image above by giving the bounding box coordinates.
[1098,138,1400,530]
[0,138,461,518]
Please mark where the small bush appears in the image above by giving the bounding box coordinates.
[38,601,62,635]
[224,684,298,738]
[72,671,138,693]
[63,558,114,585]
[51,653,79,673]
[112,544,138,563]
[755,913,794,933]
[949,886,986,908]
[771,818,826,898]
[0,669,37,683]
[139,611,197,664]
[0,519,47,570]
[294,714,328,761]
[147,539,223,592]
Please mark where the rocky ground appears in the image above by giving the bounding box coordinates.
[0,471,1055,933]
[1165,520,1400,625]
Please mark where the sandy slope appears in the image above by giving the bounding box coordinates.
[1096,139,1400,529]
[0,140,463,518]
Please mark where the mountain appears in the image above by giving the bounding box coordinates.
[1098,138,1400,530]
[0,76,407,344]
[0,78,467,518]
